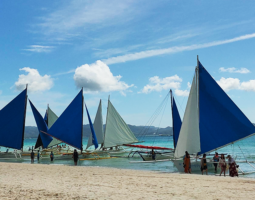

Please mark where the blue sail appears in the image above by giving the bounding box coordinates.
[47,90,83,150]
[44,111,48,124]
[172,96,182,148]
[198,61,255,154]
[29,100,52,148]
[0,88,27,149]
[85,104,98,149]
[34,110,48,149]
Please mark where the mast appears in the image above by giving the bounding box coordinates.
[102,95,110,148]
[46,104,49,126]
[170,89,176,149]
[197,55,200,123]
[21,84,28,152]
[81,87,84,154]
[47,104,49,126]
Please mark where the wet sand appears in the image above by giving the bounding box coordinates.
[0,162,254,199]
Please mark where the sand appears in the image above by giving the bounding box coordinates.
[0,162,254,199]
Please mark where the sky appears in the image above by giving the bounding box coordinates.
[1,0,255,128]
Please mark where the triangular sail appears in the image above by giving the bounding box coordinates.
[103,100,138,148]
[198,61,255,154]
[29,100,52,148]
[47,107,58,128]
[85,104,98,149]
[47,90,83,150]
[174,76,200,158]
[34,111,47,149]
[46,107,62,148]
[86,100,104,149]
[0,88,27,150]
[171,94,182,149]
[175,58,255,158]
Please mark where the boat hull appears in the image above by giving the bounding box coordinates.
[140,153,174,161]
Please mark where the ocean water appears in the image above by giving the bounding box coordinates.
[1,135,255,178]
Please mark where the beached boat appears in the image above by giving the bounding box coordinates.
[101,98,140,156]
[0,87,28,160]
[172,56,255,173]
[31,89,110,160]
[128,90,179,162]
[86,100,103,150]
[84,97,139,156]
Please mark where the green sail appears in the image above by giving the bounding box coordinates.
[47,107,62,148]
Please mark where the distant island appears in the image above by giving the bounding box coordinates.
[24,125,173,138]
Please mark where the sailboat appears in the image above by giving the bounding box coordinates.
[129,90,179,162]
[102,98,140,156]
[29,89,84,161]
[172,56,255,173]
[28,101,71,159]
[86,100,104,150]
[34,105,63,150]
[0,87,28,159]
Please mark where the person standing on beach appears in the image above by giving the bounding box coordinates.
[213,152,219,173]
[37,150,40,162]
[227,155,238,177]
[152,149,156,160]
[219,154,226,176]
[31,150,35,164]
[184,151,191,173]
[73,149,79,166]
[50,151,54,162]
[201,154,208,175]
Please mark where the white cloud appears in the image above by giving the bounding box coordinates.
[140,75,190,96]
[175,89,189,97]
[103,33,255,65]
[217,77,255,92]
[219,67,250,74]
[23,45,55,53]
[15,67,54,92]
[141,75,182,94]
[240,80,255,92]
[217,77,240,91]
[187,82,191,88]
[73,60,133,93]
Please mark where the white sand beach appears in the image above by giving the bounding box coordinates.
[0,162,254,199]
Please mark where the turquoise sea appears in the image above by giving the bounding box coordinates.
[1,135,255,178]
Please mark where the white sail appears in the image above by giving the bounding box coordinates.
[86,100,104,149]
[47,107,62,148]
[103,100,138,148]
[174,74,200,158]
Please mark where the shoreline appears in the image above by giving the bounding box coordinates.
[1,162,255,199]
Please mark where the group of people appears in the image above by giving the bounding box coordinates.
[183,151,239,177]
[31,149,79,166]
[30,150,54,163]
